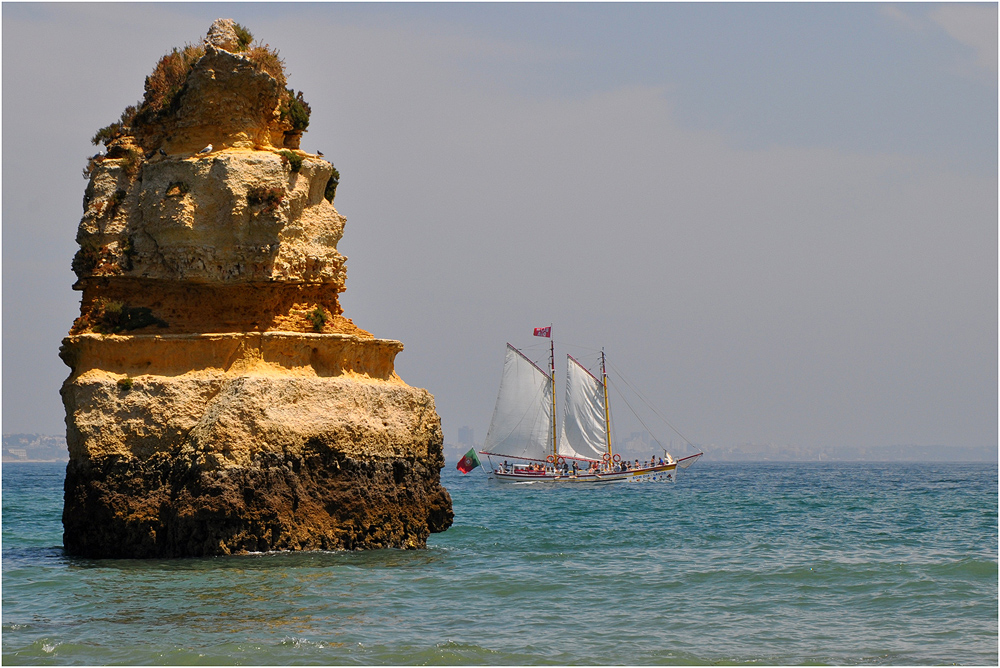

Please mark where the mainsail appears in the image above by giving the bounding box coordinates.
[559,355,609,462]
[482,344,554,461]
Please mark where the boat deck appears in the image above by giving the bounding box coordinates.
[492,462,678,484]
[488,453,702,484]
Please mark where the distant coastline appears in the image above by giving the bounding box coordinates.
[5,433,994,466]
[443,439,996,466]
[3,459,69,463]
[2,434,68,463]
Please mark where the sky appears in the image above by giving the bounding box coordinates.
[2,2,997,455]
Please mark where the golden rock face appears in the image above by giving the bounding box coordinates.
[76,149,347,313]
[153,47,287,154]
[62,20,452,558]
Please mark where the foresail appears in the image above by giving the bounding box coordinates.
[558,355,608,461]
[482,344,554,461]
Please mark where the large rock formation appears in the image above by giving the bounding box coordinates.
[61,19,453,558]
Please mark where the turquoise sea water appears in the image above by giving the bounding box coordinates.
[2,461,997,665]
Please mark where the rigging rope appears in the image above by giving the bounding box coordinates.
[606,360,698,452]
[607,376,669,455]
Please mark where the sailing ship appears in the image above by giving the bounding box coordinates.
[480,339,702,484]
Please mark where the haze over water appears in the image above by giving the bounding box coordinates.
[3,461,996,665]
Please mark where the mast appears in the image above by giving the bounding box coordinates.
[601,348,613,459]
[550,338,557,458]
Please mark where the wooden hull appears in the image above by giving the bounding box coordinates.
[491,462,678,484]
[487,453,702,485]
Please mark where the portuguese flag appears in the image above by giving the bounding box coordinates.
[457,448,481,474]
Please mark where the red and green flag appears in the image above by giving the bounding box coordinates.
[457,448,481,474]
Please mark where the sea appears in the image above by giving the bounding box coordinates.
[2,461,997,665]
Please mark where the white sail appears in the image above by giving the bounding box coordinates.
[559,355,609,461]
[482,344,554,461]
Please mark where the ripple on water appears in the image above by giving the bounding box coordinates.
[2,462,997,665]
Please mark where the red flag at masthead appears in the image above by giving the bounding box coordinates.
[533,326,551,338]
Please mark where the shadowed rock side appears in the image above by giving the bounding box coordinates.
[64,448,453,558]
[62,19,452,557]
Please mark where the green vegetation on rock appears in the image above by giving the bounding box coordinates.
[308,307,327,332]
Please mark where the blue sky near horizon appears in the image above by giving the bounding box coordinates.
[3,3,996,453]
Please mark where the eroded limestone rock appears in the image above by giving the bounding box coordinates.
[78,151,345,284]
[62,20,452,558]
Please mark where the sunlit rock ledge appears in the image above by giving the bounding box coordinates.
[61,332,404,380]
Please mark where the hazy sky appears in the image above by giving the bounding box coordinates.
[3,3,997,454]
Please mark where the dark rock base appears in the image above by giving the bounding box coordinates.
[63,445,453,558]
